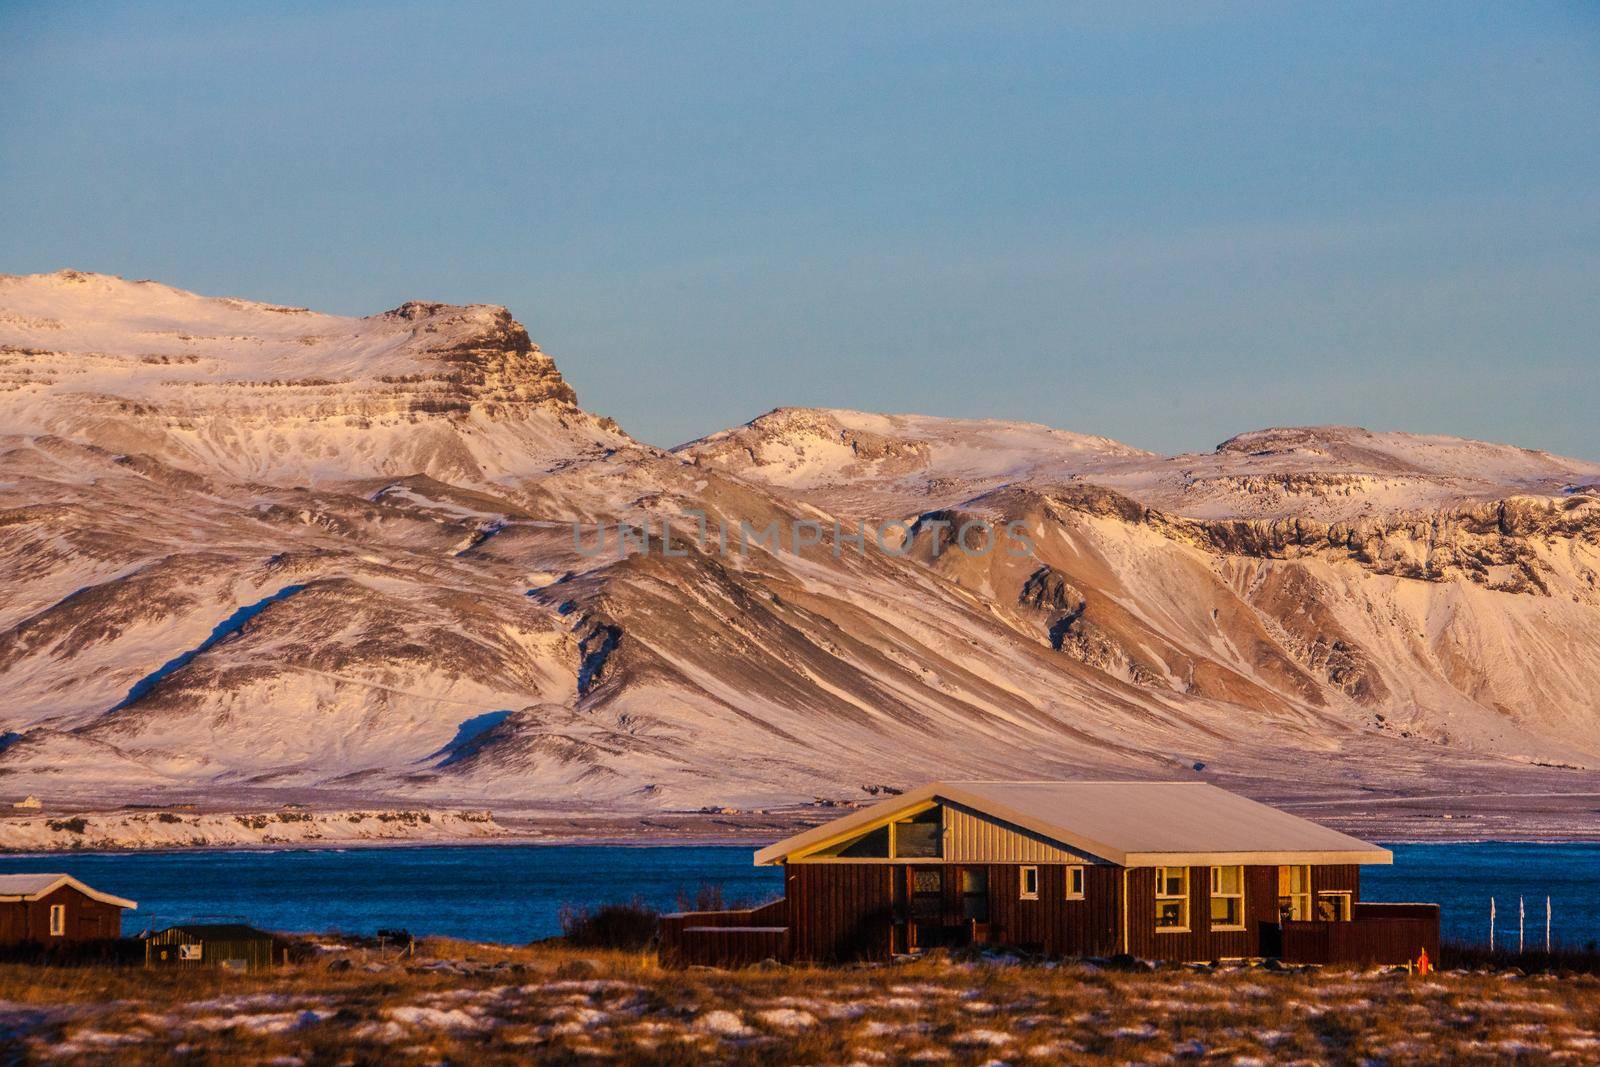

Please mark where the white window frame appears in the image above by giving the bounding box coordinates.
[1278,864,1312,922]
[1155,866,1190,932]
[1019,865,1039,900]
[1065,865,1085,900]
[1316,890,1352,922]
[1209,865,1246,931]
[49,903,66,937]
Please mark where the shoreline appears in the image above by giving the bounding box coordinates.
[9,784,1600,854]
[3,831,1598,859]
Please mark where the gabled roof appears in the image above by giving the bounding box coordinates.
[0,873,137,909]
[755,780,1392,867]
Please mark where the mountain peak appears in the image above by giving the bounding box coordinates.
[1216,425,1373,454]
[0,271,626,484]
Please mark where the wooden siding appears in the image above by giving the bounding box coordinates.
[1282,904,1439,966]
[0,886,124,945]
[675,861,1390,966]
[785,862,1121,962]
[1317,864,1360,899]
[943,804,1096,864]
[1126,865,1272,961]
[659,900,788,968]
[974,863,1121,956]
[144,929,277,970]
[1126,863,1362,961]
[787,862,896,962]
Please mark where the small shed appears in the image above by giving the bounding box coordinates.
[145,923,278,971]
[0,873,136,944]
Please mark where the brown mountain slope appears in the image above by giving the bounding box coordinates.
[2,272,1598,824]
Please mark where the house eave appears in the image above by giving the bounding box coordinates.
[1122,849,1394,867]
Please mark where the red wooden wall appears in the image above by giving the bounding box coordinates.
[0,885,125,944]
[782,861,1364,963]
[786,863,897,961]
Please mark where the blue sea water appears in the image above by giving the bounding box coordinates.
[1365,843,1600,949]
[2,842,1595,947]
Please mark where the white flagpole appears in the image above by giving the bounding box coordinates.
[1546,896,1552,952]
[1519,896,1525,953]
[1490,897,1496,952]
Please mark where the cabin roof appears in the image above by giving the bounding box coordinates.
[0,873,138,909]
[754,780,1392,867]
[155,923,273,940]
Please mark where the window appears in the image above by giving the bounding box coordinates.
[1155,866,1189,931]
[961,868,990,923]
[49,904,65,937]
[1020,866,1039,900]
[1316,892,1352,922]
[1065,865,1085,900]
[1209,865,1245,929]
[892,807,942,858]
[911,868,942,921]
[813,805,943,859]
[832,824,890,858]
[1278,865,1312,921]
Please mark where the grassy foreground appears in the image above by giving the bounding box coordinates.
[2,940,1599,1064]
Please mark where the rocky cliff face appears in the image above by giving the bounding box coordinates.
[0,271,629,484]
[2,271,1598,818]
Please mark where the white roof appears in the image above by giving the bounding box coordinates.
[756,780,1392,867]
[0,873,137,909]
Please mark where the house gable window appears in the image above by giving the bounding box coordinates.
[1278,864,1312,921]
[808,805,943,860]
[1155,866,1189,931]
[831,824,890,858]
[1019,865,1040,900]
[1065,865,1085,900]
[1209,865,1245,930]
[49,903,66,936]
[892,807,942,858]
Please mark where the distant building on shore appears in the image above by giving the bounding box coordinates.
[11,796,42,811]
[144,923,279,971]
[663,779,1440,968]
[0,873,136,943]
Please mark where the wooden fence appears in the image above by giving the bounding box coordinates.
[659,899,789,968]
[1281,903,1440,966]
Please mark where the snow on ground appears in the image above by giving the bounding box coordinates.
[8,942,1600,1065]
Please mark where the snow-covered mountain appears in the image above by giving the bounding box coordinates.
[0,270,628,483]
[681,407,1598,522]
[4,271,1599,820]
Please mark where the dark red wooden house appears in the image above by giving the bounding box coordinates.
[0,873,136,944]
[662,780,1438,967]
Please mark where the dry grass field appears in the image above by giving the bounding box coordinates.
[2,940,1599,1064]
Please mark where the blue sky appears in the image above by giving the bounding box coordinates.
[3,1,1596,455]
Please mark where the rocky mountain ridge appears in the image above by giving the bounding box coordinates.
[2,271,1598,820]
[0,270,630,484]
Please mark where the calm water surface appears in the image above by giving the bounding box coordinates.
[2,842,1595,947]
